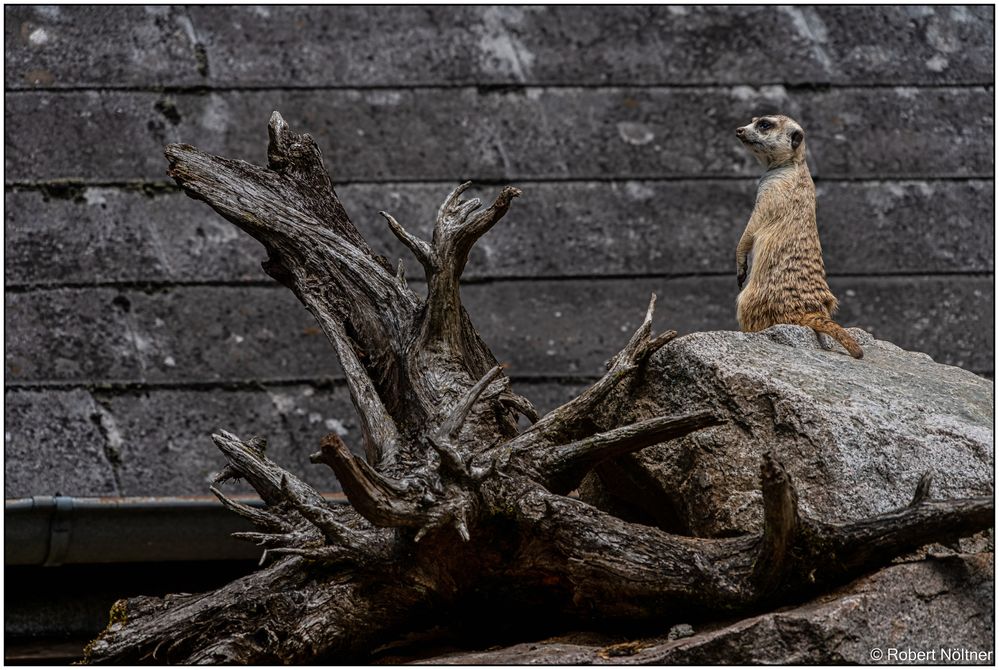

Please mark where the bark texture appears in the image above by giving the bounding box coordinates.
[83,114,993,664]
[412,552,994,665]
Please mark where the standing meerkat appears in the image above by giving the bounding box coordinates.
[733,114,863,359]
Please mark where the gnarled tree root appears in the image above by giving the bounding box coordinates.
[85,433,991,663]
[83,113,993,664]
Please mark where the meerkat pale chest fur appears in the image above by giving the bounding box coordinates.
[734,114,863,359]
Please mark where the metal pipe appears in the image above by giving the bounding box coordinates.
[4,493,347,566]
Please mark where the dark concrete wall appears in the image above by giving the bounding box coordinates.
[5,6,994,498]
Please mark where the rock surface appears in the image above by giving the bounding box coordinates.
[415,553,994,665]
[407,329,995,666]
[589,325,994,537]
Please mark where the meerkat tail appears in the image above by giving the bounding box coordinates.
[796,313,864,359]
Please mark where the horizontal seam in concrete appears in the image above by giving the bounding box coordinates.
[4,83,994,94]
[6,369,992,392]
[4,374,602,393]
[4,280,277,292]
[5,272,995,294]
[5,176,995,191]
[456,272,998,284]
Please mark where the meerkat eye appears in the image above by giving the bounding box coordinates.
[756,119,773,131]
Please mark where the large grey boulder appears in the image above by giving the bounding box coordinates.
[590,325,993,537]
[417,553,994,665]
[413,328,995,665]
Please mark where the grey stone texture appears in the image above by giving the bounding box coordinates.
[421,327,995,663]
[6,180,993,287]
[594,325,993,537]
[4,382,585,498]
[415,553,994,664]
[6,87,994,182]
[3,6,993,499]
[5,390,119,498]
[6,286,339,384]
[6,6,993,88]
[105,387,352,497]
[5,6,207,89]
[5,187,266,287]
[7,277,993,387]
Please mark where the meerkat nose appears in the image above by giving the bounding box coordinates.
[736,127,746,137]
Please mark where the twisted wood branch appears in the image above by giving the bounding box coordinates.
[82,113,993,664]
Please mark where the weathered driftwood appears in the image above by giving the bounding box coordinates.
[83,114,993,664]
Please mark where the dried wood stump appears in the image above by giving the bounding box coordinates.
[83,113,993,664]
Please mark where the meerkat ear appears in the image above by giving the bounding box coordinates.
[790,129,804,149]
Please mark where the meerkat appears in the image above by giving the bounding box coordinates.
[733,114,863,359]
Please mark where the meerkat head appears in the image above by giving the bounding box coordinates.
[735,115,805,168]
